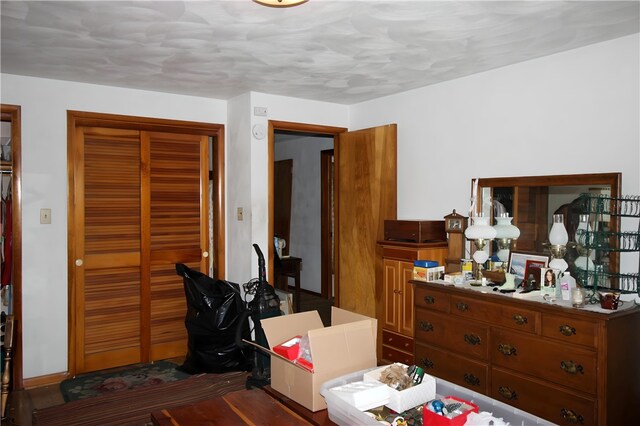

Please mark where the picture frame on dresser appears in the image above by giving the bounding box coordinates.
[508,252,548,286]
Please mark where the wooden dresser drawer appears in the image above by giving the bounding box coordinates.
[415,342,488,394]
[491,329,597,394]
[542,313,598,348]
[382,329,414,353]
[381,345,414,365]
[414,285,450,313]
[450,295,540,334]
[415,309,489,360]
[492,367,596,426]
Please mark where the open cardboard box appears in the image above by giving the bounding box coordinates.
[251,307,377,412]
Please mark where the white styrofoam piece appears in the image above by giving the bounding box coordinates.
[328,380,390,411]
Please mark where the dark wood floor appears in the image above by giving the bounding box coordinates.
[3,289,333,426]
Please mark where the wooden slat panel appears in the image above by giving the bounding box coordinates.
[149,133,204,252]
[76,127,142,373]
[150,263,190,351]
[84,130,141,254]
[147,130,208,361]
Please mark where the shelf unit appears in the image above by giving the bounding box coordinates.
[575,193,639,301]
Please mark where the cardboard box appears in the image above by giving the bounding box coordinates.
[413,265,445,282]
[364,364,436,413]
[259,307,377,412]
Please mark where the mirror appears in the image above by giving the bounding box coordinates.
[476,173,621,279]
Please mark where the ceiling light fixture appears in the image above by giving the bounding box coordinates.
[253,0,308,7]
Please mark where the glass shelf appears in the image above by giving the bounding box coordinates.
[576,193,639,299]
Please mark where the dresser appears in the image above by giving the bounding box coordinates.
[377,242,447,365]
[413,281,640,426]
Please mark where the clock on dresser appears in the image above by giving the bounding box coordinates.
[444,209,467,272]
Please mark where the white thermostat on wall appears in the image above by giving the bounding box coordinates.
[252,124,266,140]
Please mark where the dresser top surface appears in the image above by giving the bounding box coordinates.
[413,279,640,319]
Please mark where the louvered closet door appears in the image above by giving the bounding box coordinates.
[143,131,209,360]
[74,127,143,373]
[74,128,209,373]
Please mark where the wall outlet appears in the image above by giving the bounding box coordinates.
[40,208,52,224]
[237,207,244,221]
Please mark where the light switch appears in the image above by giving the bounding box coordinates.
[237,207,244,221]
[40,208,52,224]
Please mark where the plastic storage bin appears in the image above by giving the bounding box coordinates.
[320,368,554,426]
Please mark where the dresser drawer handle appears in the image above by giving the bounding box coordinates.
[456,302,469,311]
[560,325,577,336]
[498,386,518,400]
[561,408,585,424]
[512,314,528,325]
[498,344,517,356]
[423,295,435,304]
[419,321,434,332]
[463,373,480,386]
[420,357,434,369]
[464,334,481,346]
[560,360,584,375]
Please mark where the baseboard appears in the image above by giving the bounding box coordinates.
[23,371,69,389]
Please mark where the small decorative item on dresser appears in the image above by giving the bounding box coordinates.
[571,287,586,308]
[443,210,468,273]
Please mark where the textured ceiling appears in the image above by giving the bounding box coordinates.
[1,1,638,105]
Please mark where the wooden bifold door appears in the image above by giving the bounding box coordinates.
[69,113,214,375]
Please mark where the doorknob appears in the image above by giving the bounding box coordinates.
[202,251,209,258]
[75,259,83,266]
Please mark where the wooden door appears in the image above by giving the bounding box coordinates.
[399,261,415,337]
[73,126,143,372]
[335,124,397,317]
[145,131,209,360]
[274,159,292,256]
[382,259,400,332]
[72,127,209,373]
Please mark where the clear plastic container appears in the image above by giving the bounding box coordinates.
[320,368,554,426]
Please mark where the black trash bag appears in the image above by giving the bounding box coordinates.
[176,263,251,374]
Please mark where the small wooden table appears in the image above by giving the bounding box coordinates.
[150,388,323,426]
[276,256,302,312]
[263,385,334,426]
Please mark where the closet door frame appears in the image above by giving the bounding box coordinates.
[1,104,22,389]
[67,111,225,378]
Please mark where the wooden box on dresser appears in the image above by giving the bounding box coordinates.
[376,241,447,365]
[413,281,640,426]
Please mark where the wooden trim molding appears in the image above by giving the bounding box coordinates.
[1,104,23,390]
[22,372,69,390]
[67,110,226,377]
[267,120,347,290]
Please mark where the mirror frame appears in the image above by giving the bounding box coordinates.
[476,172,621,274]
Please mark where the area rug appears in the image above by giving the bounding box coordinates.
[59,360,191,402]
[34,371,250,426]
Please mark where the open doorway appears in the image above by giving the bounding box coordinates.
[273,131,334,304]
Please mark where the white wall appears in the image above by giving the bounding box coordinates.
[245,93,348,280]
[350,34,639,222]
[275,135,334,293]
[0,74,228,379]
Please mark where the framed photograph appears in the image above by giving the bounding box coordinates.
[540,267,560,297]
[508,252,549,286]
